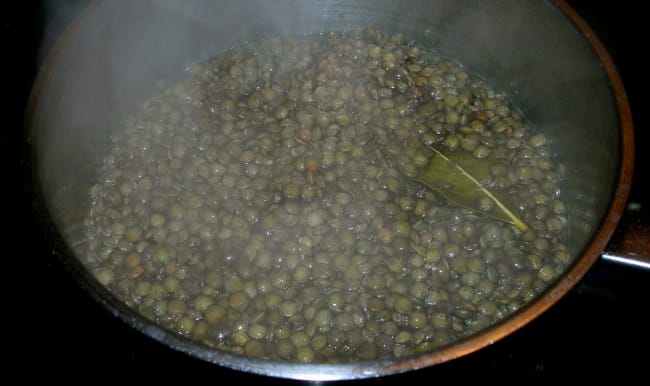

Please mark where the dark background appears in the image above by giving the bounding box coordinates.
[1,1,648,384]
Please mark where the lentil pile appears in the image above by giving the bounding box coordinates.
[82,28,570,363]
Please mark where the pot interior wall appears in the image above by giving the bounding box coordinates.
[31,0,619,354]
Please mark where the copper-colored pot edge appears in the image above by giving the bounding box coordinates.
[23,0,636,380]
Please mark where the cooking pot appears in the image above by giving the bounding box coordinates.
[26,0,637,381]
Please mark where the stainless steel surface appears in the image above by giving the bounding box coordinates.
[25,0,631,380]
[601,253,650,270]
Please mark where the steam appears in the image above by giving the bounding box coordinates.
[34,0,618,261]
[39,0,90,63]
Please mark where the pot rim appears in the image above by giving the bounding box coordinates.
[24,0,635,381]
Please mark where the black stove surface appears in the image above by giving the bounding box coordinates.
[2,1,648,384]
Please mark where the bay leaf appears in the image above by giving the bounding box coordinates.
[414,146,528,232]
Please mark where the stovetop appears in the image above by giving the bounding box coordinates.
[2,1,648,384]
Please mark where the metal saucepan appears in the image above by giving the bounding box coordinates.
[26,0,635,381]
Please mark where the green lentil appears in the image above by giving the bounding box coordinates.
[82,29,569,365]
